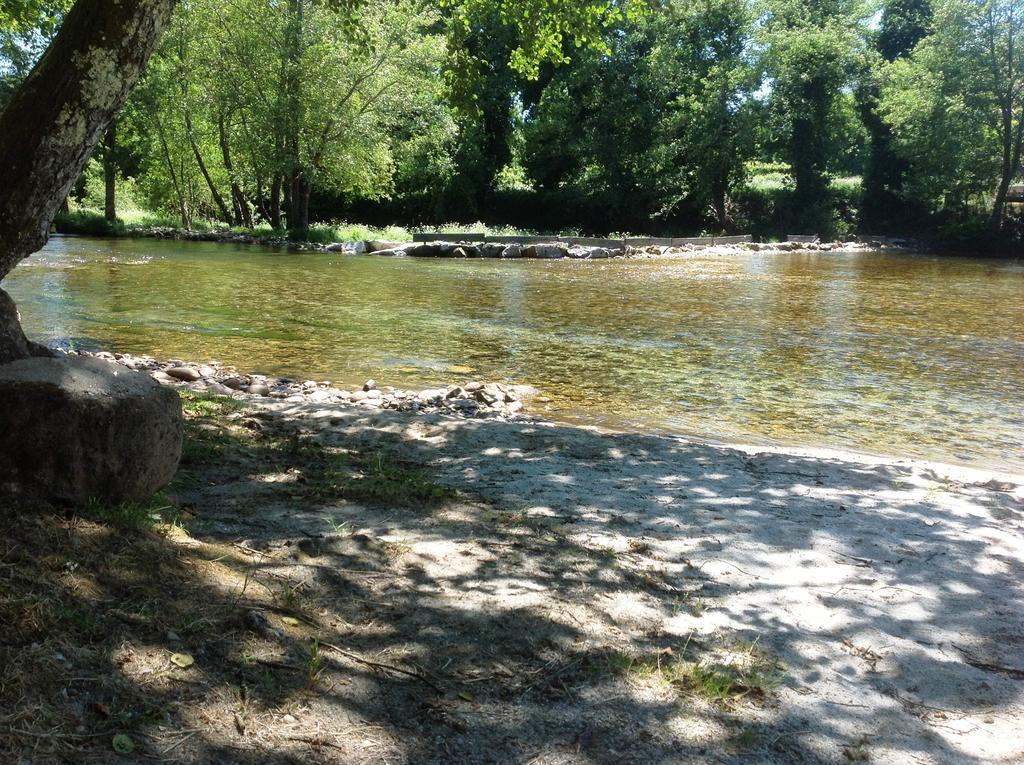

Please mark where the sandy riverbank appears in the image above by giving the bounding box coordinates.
[96,351,1024,763]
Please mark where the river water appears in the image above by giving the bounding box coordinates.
[6,236,1024,471]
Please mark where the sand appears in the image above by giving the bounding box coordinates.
[249,396,1024,764]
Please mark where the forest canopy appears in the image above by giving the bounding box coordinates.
[2,0,1021,241]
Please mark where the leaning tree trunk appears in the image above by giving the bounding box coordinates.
[0,0,178,362]
[103,121,117,223]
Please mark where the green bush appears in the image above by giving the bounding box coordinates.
[54,209,125,237]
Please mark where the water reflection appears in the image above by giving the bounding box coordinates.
[5,236,1024,470]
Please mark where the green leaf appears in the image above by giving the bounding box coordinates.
[112,734,135,754]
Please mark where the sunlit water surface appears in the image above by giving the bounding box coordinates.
[6,236,1024,471]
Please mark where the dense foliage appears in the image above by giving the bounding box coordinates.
[3,0,1022,240]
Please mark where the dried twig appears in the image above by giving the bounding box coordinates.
[318,640,443,693]
[952,643,1024,679]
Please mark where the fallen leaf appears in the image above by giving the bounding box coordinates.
[170,653,194,668]
[112,734,134,754]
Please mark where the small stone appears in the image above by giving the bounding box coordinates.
[222,376,246,390]
[282,714,298,724]
[363,379,377,392]
[474,391,497,406]
[248,383,270,396]
[198,365,217,378]
[166,366,201,382]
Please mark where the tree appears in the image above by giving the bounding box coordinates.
[880,0,1024,229]
[520,0,757,233]
[0,1,71,108]
[647,0,758,230]
[758,0,870,234]
[857,0,932,232]
[0,0,176,362]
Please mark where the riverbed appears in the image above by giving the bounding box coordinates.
[6,235,1024,470]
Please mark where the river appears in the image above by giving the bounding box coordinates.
[6,235,1023,471]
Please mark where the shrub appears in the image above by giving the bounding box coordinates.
[53,209,125,237]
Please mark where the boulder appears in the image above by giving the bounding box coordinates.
[364,240,406,254]
[0,356,183,504]
[479,244,506,258]
[403,243,441,257]
[523,244,568,259]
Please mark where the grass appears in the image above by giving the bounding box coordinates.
[54,208,677,245]
[340,451,456,506]
[602,638,783,705]
[0,389,458,761]
[177,389,455,508]
[79,495,181,531]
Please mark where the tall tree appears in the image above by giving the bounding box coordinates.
[858,0,932,232]
[880,0,1024,229]
[759,0,869,234]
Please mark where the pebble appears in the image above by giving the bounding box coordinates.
[80,351,538,424]
[166,366,201,382]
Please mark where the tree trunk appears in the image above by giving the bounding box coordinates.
[218,113,252,228]
[288,169,310,232]
[0,0,177,363]
[991,104,1014,230]
[103,121,117,223]
[184,109,233,225]
[0,0,178,282]
[254,177,270,224]
[270,174,283,230]
[153,111,190,228]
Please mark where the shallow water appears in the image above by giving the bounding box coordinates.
[6,236,1024,470]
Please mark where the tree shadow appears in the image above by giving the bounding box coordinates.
[1,392,1022,763]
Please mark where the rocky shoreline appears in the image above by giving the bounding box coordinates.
[115,226,917,259]
[81,350,539,421]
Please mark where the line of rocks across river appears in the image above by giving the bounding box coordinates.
[80,351,539,421]
[345,238,916,259]
[122,226,918,258]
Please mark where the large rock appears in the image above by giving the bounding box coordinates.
[523,244,568,259]
[0,356,183,504]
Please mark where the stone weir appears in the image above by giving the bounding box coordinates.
[356,233,753,260]
[348,234,914,259]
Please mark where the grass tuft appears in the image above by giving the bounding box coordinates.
[603,639,783,705]
[340,451,455,506]
[79,495,180,530]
